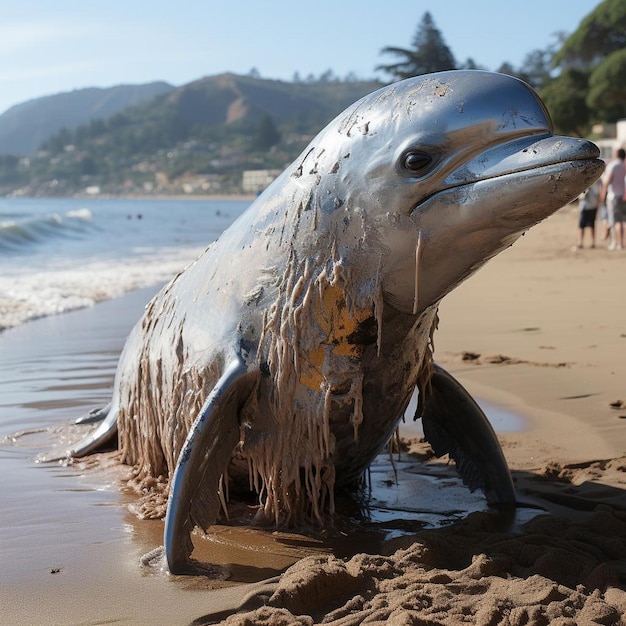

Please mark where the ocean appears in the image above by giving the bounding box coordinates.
[0,197,251,331]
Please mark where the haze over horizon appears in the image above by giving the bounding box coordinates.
[1,0,600,116]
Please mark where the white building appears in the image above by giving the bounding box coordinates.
[242,169,281,194]
[592,119,626,161]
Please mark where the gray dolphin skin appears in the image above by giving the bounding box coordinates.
[65,70,604,574]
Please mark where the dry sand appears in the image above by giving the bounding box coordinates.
[2,203,626,625]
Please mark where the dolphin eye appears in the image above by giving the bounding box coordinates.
[403,150,432,173]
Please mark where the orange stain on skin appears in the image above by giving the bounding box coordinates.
[299,284,373,390]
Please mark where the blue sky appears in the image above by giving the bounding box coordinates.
[0,0,600,115]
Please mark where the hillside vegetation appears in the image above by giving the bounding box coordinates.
[0,82,174,156]
[0,74,381,197]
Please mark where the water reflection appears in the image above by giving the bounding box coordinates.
[402,388,526,437]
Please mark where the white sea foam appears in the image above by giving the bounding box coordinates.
[65,208,93,220]
[0,245,204,331]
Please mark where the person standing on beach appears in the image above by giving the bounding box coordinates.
[576,178,602,249]
[600,147,626,250]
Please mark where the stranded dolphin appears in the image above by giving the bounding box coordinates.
[63,70,604,574]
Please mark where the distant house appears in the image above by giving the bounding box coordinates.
[591,119,626,161]
[178,173,223,194]
[242,169,281,194]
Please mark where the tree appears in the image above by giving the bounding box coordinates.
[539,68,590,136]
[548,0,626,127]
[254,114,280,151]
[376,12,456,80]
[586,48,626,122]
[553,0,626,68]
[41,127,73,153]
[518,41,562,90]
[80,154,98,176]
[459,58,484,71]
[318,69,337,83]
[496,62,517,77]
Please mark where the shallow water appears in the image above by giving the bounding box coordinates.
[401,388,525,439]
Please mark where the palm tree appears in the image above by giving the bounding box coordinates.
[377,12,457,80]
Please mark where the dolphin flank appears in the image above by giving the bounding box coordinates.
[61,70,604,574]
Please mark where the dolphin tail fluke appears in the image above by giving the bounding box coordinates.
[164,354,259,574]
[74,402,113,425]
[68,402,119,458]
[37,402,118,463]
[419,364,516,506]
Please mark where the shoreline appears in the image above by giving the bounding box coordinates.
[6,193,259,202]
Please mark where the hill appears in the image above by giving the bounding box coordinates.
[0,82,174,156]
[1,73,383,197]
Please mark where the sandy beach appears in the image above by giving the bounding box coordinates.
[2,201,626,625]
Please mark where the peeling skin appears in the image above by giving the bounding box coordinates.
[114,171,439,526]
[251,246,438,524]
[96,71,603,532]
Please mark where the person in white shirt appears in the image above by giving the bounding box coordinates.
[601,147,626,250]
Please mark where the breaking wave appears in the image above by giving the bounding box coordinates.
[0,208,96,252]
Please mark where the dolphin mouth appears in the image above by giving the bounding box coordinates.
[403,133,604,315]
[445,133,602,186]
[410,134,603,214]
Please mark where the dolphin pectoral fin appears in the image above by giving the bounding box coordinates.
[164,355,258,574]
[419,364,516,506]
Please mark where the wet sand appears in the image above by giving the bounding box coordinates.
[2,204,626,624]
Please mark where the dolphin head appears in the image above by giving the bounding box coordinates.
[297,70,604,315]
